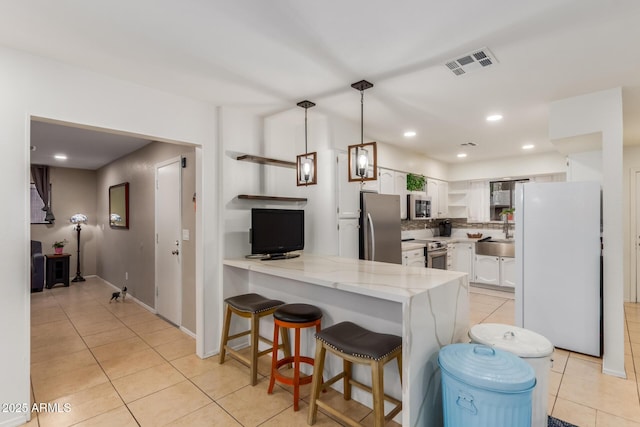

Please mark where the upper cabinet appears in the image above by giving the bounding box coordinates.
[379,167,407,219]
[426,178,448,218]
[378,168,395,194]
[394,172,407,220]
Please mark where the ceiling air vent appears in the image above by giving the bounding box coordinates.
[445,47,498,76]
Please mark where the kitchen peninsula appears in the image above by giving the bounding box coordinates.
[223,254,469,426]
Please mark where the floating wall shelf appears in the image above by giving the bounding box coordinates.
[236,154,296,169]
[238,195,307,202]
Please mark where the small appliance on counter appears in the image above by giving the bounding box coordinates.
[438,220,452,237]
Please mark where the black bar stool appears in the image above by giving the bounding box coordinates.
[307,321,402,427]
[219,293,290,385]
[268,303,323,411]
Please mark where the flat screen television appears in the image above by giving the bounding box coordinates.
[250,208,304,259]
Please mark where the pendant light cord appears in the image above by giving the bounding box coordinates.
[360,90,364,144]
[304,107,308,153]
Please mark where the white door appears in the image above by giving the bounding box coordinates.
[155,157,182,326]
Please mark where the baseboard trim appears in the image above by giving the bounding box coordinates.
[103,279,156,314]
[180,326,196,338]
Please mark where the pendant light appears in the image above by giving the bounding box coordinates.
[347,80,377,182]
[296,100,317,186]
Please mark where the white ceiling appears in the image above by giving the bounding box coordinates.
[5,0,640,167]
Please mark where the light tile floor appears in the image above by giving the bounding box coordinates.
[26,278,640,426]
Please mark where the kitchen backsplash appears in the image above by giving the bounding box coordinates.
[401,218,515,232]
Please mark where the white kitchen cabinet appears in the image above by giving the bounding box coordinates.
[378,168,395,194]
[378,168,407,219]
[403,248,425,267]
[500,256,516,287]
[474,254,515,288]
[395,172,408,219]
[336,152,361,218]
[361,176,380,193]
[426,178,448,218]
[338,218,359,259]
[451,243,474,278]
[474,254,500,285]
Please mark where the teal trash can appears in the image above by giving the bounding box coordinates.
[438,343,536,427]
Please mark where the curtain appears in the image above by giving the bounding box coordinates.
[30,165,55,223]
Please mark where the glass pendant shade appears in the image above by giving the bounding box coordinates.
[347,141,377,182]
[296,152,317,186]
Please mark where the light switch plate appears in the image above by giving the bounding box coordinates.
[182,229,190,241]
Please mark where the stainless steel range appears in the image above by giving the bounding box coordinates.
[402,238,448,270]
[425,240,448,270]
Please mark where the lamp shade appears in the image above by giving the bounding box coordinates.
[70,213,88,224]
[347,141,377,182]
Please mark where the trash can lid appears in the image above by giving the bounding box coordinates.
[438,343,536,392]
[469,323,554,358]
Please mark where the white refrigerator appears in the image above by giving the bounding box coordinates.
[515,181,602,356]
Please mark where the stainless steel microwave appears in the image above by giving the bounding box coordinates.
[407,193,432,220]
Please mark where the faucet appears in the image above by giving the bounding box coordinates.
[503,215,512,239]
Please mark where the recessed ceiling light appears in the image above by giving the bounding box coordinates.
[54,154,67,160]
[404,131,416,137]
[457,153,467,158]
[522,144,535,150]
[486,114,503,122]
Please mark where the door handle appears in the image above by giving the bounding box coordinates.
[367,213,375,261]
[172,249,179,255]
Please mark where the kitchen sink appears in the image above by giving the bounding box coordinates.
[475,239,515,257]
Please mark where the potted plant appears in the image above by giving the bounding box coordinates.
[406,173,426,192]
[500,208,515,221]
[52,239,68,255]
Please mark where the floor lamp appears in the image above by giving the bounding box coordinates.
[70,213,87,282]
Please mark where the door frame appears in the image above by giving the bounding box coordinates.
[155,156,183,326]
[631,168,640,302]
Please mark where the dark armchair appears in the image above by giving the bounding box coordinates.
[31,240,45,292]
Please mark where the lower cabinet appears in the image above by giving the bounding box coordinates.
[338,219,359,259]
[403,249,425,267]
[500,256,516,287]
[474,254,515,287]
[474,255,500,286]
[450,243,474,278]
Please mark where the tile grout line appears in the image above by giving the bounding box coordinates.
[53,285,144,426]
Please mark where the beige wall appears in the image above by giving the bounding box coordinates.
[30,167,98,278]
[96,142,197,332]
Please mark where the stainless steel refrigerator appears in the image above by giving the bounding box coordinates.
[515,181,602,356]
[359,192,402,264]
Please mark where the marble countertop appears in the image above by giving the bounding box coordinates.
[223,253,467,303]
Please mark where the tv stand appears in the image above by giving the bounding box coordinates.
[261,253,300,261]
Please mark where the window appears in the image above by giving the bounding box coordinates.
[30,183,51,224]
[489,179,528,221]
